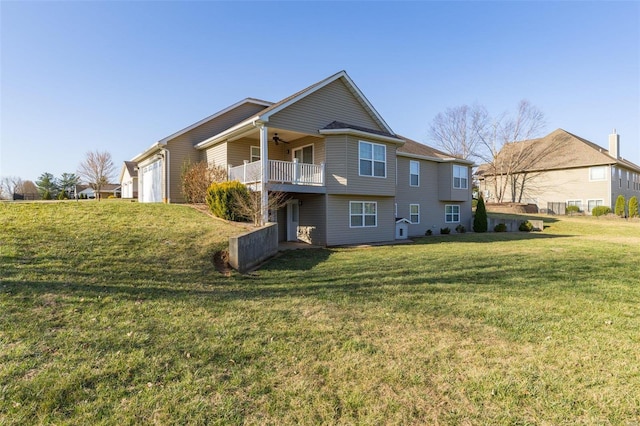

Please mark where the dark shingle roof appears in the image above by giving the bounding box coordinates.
[477,129,640,176]
[124,161,138,177]
[323,121,397,138]
[396,135,458,160]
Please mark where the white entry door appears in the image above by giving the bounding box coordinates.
[141,160,162,203]
[287,199,299,241]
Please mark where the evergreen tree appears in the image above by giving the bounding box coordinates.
[615,195,626,217]
[473,194,488,232]
[628,196,639,218]
[36,172,59,199]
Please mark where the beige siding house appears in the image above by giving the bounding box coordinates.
[122,71,473,245]
[119,161,138,199]
[476,129,640,214]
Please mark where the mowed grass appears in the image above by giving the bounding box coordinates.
[1,202,639,425]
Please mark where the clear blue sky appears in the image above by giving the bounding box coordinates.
[1,1,639,182]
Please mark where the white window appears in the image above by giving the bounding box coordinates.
[350,201,377,228]
[359,141,386,178]
[445,204,460,223]
[567,200,582,210]
[293,144,314,164]
[410,160,420,186]
[590,166,606,181]
[250,146,260,163]
[453,165,468,189]
[587,199,604,212]
[410,204,420,224]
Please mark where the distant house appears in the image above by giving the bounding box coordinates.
[77,184,121,199]
[476,129,640,213]
[119,161,138,199]
[125,70,473,246]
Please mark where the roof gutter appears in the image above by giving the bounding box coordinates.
[397,151,475,166]
[318,128,405,145]
[194,116,261,150]
[131,142,165,163]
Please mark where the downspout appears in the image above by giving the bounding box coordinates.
[162,147,171,203]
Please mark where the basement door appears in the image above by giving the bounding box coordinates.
[286,199,299,241]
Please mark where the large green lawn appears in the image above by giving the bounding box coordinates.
[1,201,639,425]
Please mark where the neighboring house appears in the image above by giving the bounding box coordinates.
[126,70,473,246]
[77,184,121,199]
[119,161,138,199]
[476,128,640,213]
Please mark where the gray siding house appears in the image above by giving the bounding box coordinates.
[123,71,473,246]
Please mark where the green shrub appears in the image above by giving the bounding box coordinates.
[615,195,626,217]
[473,194,488,232]
[566,205,580,215]
[629,196,639,218]
[440,227,451,235]
[205,181,250,221]
[425,229,432,236]
[591,206,612,217]
[494,223,508,232]
[455,224,465,233]
[519,221,533,232]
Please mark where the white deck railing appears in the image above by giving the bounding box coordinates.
[228,159,324,186]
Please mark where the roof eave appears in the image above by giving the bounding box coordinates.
[318,128,405,145]
[158,98,272,145]
[195,118,258,150]
[397,151,474,165]
[131,142,165,163]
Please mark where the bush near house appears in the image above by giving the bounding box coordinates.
[566,205,580,215]
[519,220,534,232]
[615,195,626,217]
[455,224,466,233]
[592,206,612,217]
[440,227,451,234]
[629,196,639,218]
[205,180,250,221]
[494,223,508,232]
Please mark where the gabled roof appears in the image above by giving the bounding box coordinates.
[158,98,272,145]
[397,135,474,164]
[257,70,394,135]
[195,71,394,150]
[476,128,640,176]
[119,161,138,183]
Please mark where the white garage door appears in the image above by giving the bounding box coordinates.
[141,160,162,203]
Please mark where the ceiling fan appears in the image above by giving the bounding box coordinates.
[272,133,288,145]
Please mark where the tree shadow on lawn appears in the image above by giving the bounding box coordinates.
[412,232,573,245]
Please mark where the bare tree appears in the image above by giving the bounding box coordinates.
[476,100,547,203]
[429,104,490,161]
[232,189,290,227]
[181,161,228,204]
[0,176,24,200]
[78,151,116,201]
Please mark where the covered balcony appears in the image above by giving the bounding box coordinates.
[228,159,325,190]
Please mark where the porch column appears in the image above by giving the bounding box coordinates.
[258,123,269,225]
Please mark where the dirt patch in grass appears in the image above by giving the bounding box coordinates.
[213,250,232,276]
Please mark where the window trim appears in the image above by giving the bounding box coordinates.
[453,165,468,189]
[445,204,460,223]
[587,199,604,212]
[409,203,420,224]
[589,166,606,181]
[409,160,420,187]
[292,143,314,164]
[359,141,387,178]
[250,146,260,163]
[349,201,378,228]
